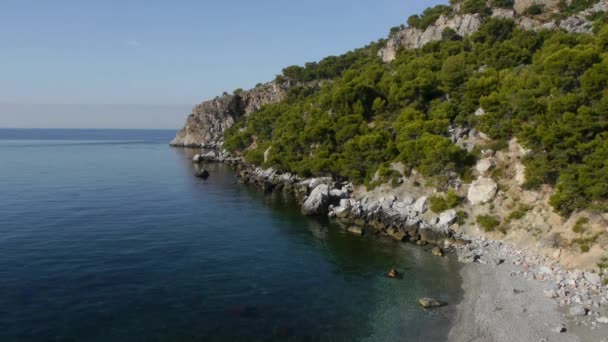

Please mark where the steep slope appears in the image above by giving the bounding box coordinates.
[170,80,293,147]
[173,0,608,269]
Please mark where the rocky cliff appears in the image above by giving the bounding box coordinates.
[170,80,293,147]
[378,13,482,63]
[378,0,608,63]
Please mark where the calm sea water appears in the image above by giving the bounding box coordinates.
[0,129,462,341]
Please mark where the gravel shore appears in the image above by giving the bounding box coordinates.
[448,240,608,342]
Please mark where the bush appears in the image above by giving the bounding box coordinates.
[523,4,544,16]
[456,210,469,224]
[491,0,514,8]
[462,0,491,16]
[507,204,531,222]
[476,214,501,232]
[572,217,590,234]
[407,5,452,30]
[429,189,462,213]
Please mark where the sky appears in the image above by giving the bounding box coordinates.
[0,0,445,129]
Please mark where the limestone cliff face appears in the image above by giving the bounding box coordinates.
[378,14,482,63]
[513,0,560,15]
[379,0,608,63]
[170,80,293,147]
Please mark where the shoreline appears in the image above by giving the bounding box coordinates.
[188,148,608,340]
[449,244,608,341]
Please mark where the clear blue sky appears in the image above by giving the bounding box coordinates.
[0,0,445,129]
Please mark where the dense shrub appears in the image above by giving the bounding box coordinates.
[407,5,452,30]
[476,215,501,231]
[224,13,608,216]
[429,189,462,213]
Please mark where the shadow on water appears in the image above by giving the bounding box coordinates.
[171,147,465,341]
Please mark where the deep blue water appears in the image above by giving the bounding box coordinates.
[0,128,462,341]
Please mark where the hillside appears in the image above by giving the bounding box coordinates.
[172,0,608,268]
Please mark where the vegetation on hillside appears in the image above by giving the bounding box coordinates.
[224,6,608,217]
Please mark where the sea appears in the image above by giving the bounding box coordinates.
[0,128,463,341]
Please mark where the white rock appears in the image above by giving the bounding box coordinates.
[411,196,428,214]
[437,209,457,227]
[475,158,495,175]
[475,107,486,116]
[263,147,271,163]
[597,316,608,324]
[492,8,515,19]
[302,184,329,216]
[467,177,498,205]
[544,289,558,298]
[569,305,587,316]
[329,188,348,199]
[585,272,602,286]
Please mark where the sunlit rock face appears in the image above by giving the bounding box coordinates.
[170,80,292,147]
[378,14,482,63]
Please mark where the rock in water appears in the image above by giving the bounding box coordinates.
[418,298,448,308]
[347,226,364,236]
[195,169,210,179]
[301,184,330,216]
[192,154,202,163]
[387,269,399,279]
[432,247,444,257]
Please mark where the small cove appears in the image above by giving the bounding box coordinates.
[0,129,463,341]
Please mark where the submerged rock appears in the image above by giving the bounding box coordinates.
[195,169,210,179]
[387,268,399,279]
[432,246,444,257]
[418,298,448,308]
[348,226,364,236]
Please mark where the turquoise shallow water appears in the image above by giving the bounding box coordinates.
[0,129,462,341]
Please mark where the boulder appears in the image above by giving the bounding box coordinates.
[492,8,515,19]
[390,230,407,241]
[195,169,210,179]
[201,151,217,161]
[329,188,349,200]
[419,227,448,245]
[348,226,364,236]
[544,289,558,298]
[597,316,608,324]
[475,158,495,175]
[467,177,498,205]
[387,269,399,279]
[584,272,602,286]
[437,209,457,228]
[411,196,428,214]
[569,305,588,316]
[432,247,444,257]
[418,298,448,308]
[192,154,203,163]
[302,184,330,216]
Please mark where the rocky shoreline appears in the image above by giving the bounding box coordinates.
[192,149,608,336]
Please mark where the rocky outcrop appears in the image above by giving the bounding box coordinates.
[516,0,608,33]
[378,14,482,63]
[170,80,293,147]
[379,1,608,63]
[302,184,330,216]
[514,0,560,15]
